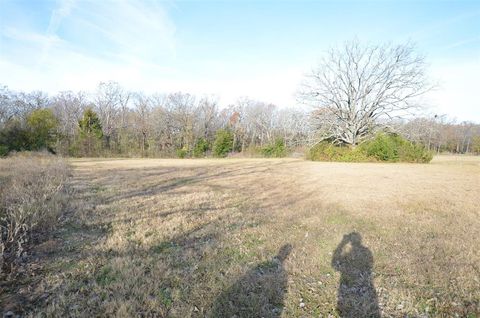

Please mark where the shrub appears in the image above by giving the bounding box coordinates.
[193,138,210,158]
[26,108,59,152]
[0,119,31,155]
[0,152,70,274]
[0,145,8,157]
[176,147,189,159]
[213,129,234,158]
[471,136,480,155]
[308,133,432,163]
[359,133,399,161]
[261,139,287,158]
[307,142,371,162]
[397,141,433,163]
[0,109,60,156]
[360,133,433,163]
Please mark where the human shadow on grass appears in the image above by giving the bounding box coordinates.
[332,232,380,318]
[209,244,292,318]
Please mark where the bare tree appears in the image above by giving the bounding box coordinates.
[165,92,196,150]
[0,86,14,126]
[196,96,219,140]
[149,94,171,152]
[0,87,50,125]
[52,91,88,138]
[132,93,152,156]
[51,91,88,152]
[239,98,277,147]
[95,81,128,150]
[276,108,310,147]
[299,40,432,146]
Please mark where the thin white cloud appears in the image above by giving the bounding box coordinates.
[65,0,177,60]
[441,36,480,51]
[46,0,76,35]
[0,0,177,93]
[41,0,77,64]
[404,10,480,42]
[2,27,63,46]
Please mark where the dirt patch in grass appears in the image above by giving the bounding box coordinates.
[6,156,479,317]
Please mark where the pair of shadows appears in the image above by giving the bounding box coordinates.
[210,232,379,318]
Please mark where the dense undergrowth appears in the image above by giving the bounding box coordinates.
[177,132,289,159]
[307,133,433,163]
[260,138,288,158]
[0,152,70,276]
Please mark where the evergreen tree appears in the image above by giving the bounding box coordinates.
[213,129,233,157]
[77,108,103,156]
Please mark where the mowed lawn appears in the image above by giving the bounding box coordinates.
[18,156,480,317]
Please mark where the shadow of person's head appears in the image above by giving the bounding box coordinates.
[275,243,292,262]
[345,231,362,246]
[332,232,380,317]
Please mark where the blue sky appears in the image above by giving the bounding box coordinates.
[0,0,479,121]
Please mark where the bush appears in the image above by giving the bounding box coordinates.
[397,141,434,163]
[307,142,371,162]
[308,133,432,163]
[193,138,210,158]
[359,133,399,161]
[0,152,70,274]
[360,133,433,163]
[176,148,189,159]
[213,129,234,158]
[0,109,60,157]
[261,139,288,158]
[0,119,31,155]
[26,108,59,152]
[471,136,480,155]
[0,145,8,157]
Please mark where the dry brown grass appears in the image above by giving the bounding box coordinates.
[4,155,479,317]
[0,153,70,276]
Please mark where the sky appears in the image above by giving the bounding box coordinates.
[0,0,479,121]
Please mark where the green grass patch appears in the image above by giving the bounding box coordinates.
[157,287,173,308]
[150,241,176,254]
[95,265,118,286]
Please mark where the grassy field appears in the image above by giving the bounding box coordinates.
[4,156,479,317]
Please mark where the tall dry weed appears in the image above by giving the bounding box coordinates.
[0,152,70,275]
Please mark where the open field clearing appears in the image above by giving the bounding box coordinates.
[3,156,480,317]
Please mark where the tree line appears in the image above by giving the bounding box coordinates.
[1,41,479,158]
[1,83,479,158]
[0,83,310,157]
